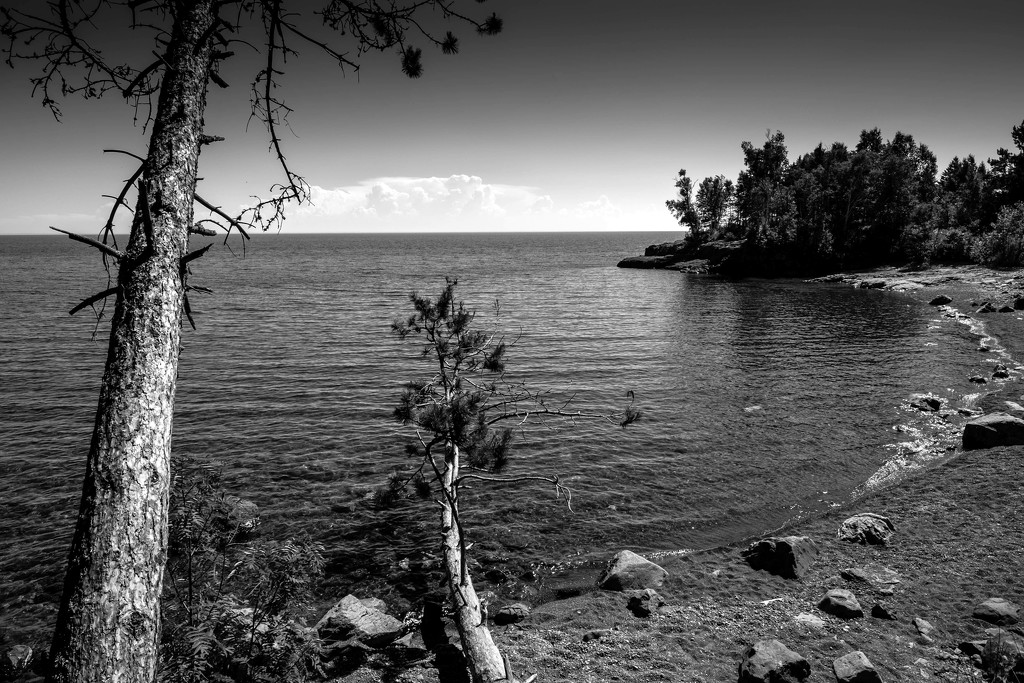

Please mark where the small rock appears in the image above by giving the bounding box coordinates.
[1015,296,1024,310]
[977,303,997,313]
[969,375,988,384]
[597,550,668,591]
[871,603,897,620]
[226,496,261,538]
[582,628,611,642]
[999,305,1016,313]
[913,617,936,637]
[741,536,819,579]
[794,612,825,628]
[963,413,1024,450]
[494,602,530,625]
[929,295,952,306]
[738,639,811,683]
[979,345,991,352]
[837,513,895,545]
[994,364,1011,379]
[625,588,665,617]
[841,565,900,588]
[973,597,1021,625]
[819,589,863,619]
[833,651,882,683]
[909,394,942,412]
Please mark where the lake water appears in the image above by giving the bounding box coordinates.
[0,231,1010,636]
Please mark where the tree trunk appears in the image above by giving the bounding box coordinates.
[47,3,216,681]
[440,445,508,683]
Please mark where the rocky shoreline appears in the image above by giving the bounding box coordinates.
[365,262,1024,682]
[6,261,1024,683]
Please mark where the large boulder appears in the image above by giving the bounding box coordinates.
[963,412,1024,450]
[315,595,404,648]
[833,651,882,683]
[837,513,895,545]
[973,597,1020,626]
[737,639,810,683]
[929,294,952,306]
[819,589,863,619]
[597,550,667,591]
[741,536,819,580]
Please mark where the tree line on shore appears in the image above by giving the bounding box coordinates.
[667,120,1024,272]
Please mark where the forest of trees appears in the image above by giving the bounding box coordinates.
[667,121,1024,273]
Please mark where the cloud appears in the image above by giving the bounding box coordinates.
[291,175,624,231]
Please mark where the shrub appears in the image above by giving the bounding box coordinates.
[159,465,325,683]
[927,227,975,264]
[974,202,1024,267]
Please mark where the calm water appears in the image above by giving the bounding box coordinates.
[0,231,1009,636]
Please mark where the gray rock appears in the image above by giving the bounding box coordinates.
[226,496,260,537]
[597,550,667,591]
[994,364,1011,379]
[819,589,863,619]
[929,295,952,306]
[871,603,897,620]
[970,375,989,384]
[833,651,882,683]
[316,594,404,648]
[582,628,612,642]
[625,588,665,617]
[617,255,677,269]
[738,639,810,683]
[982,629,1024,678]
[910,394,942,411]
[494,602,530,625]
[978,303,997,313]
[999,305,1016,313]
[794,612,825,629]
[741,536,819,579]
[841,565,900,588]
[963,413,1024,450]
[1,645,33,679]
[837,513,895,545]
[973,597,1020,625]
[1016,296,1024,311]
[913,617,935,637]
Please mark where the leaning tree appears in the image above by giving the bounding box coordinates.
[389,278,640,683]
[0,2,502,681]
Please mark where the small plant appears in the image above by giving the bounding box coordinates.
[159,463,325,683]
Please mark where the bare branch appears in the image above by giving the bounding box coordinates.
[50,225,123,260]
[69,286,118,316]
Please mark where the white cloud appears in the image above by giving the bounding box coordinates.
[291,175,629,231]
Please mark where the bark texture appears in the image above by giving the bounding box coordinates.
[47,2,216,681]
[441,445,508,683]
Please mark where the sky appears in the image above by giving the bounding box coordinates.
[0,0,1022,235]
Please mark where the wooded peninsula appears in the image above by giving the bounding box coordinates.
[621,120,1024,276]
